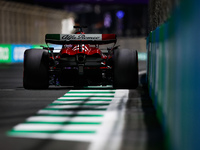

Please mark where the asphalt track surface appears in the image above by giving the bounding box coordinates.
[0,61,164,150]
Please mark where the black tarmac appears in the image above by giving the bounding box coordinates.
[0,61,164,150]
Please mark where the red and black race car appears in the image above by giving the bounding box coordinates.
[23,26,138,89]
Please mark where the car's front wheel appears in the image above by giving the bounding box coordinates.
[23,49,49,89]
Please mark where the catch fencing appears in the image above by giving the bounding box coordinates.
[0,1,74,44]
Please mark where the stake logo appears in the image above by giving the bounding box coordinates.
[12,46,30,62]
[13,47,26,62]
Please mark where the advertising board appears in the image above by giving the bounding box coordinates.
[0,45,12,63]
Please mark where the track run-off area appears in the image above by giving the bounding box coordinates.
[8,89,128,150]
[0,61,164,150]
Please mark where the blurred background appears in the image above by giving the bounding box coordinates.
[0,0,148,43]
[0,0,149,63]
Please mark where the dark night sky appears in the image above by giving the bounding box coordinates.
[7,0,148,9]
[6,0,149,36]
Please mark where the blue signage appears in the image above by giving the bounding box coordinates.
[11,45,31,63]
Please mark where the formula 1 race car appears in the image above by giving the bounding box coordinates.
[23,26,138,89]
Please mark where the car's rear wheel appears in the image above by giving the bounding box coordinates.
[23,49,49,89]
[113,49,138,89]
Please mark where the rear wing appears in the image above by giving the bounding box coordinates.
[45,34,117,45]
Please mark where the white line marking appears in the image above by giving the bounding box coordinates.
[46,105,108,109]
[58,97,113,100]
[88,90,129,150]
[26,116,103,122]
[139,70,147,75]
[69,90,115,92]
[10,133,94,142]
[0,89,15,91]
[38,110,106,115]
[64,93,115,96]
[85,85,113,88]
[52,101,111,104]
[14,124,100,131]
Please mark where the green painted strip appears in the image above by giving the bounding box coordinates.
[56,99,112,101]
[24,121,101,125]
[8,130,96,134]
[63,95,114,97]
[36,114,104,117]
[42,108,107,111]
[45,34,60,40]
[67,91,115,94]
[49,103,109,106]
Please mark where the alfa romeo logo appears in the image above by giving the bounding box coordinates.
[78,35,85,39]
[61,34,101,41]
[62,35,75,40]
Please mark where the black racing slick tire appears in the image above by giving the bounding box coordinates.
[113,49,138,89]
[23,49,49,89]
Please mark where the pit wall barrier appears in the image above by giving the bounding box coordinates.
[0,44,40,63]
[147,0,200,150]
[0,44,64,63]
[0,44,147,64]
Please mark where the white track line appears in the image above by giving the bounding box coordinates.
[58,97,113,100]
[52,101,111,104]
[46,105,108,109]
[13,124,100,131]
[139,70,147,75]
[9,133,95,142]
[26,116,103,122]
[69,90,115,92]
[88,90,129,150]
[64,93,115,96]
